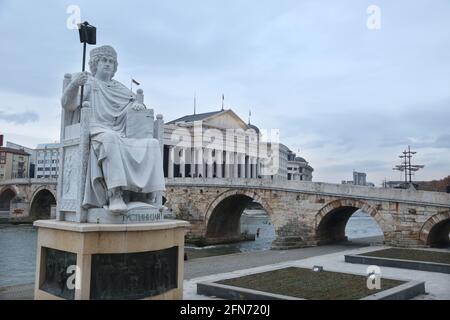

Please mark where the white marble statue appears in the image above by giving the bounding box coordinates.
[61,45,165,214]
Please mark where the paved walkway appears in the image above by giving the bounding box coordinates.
[184,241,371,280]
[185,245,450,300]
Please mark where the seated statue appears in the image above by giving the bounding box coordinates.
[61,45,165,214]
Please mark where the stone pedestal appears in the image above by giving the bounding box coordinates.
[33,219,189,300]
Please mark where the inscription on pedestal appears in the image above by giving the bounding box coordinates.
[90,246,178,300]
[40,248,77,300]
[122,210,164,223]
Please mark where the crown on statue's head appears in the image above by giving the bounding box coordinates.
[90,45,117,60]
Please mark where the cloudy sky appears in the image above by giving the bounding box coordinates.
[0,0,449,185]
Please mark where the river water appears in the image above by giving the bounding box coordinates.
[0,210,383,287]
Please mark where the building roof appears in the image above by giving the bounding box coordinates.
[167,110,225,125]
[0,147,30,156]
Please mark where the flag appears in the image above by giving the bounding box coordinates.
[132,79,140,86]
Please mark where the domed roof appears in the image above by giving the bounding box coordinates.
[247,123,260,133]
[295,157,307,162]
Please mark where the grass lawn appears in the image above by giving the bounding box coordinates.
[216,267,404,300]
[360,248,450,265]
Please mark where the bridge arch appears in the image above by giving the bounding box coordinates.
[419,211,450,248]
[0,186,18,211]
[315,199,385,245]
[204,189,273,244]
[29,186,56,219]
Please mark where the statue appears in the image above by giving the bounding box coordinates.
[61,45,165,214]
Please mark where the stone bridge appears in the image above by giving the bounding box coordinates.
[165,178,450,249]
[2,178,449,249]
[0,179,57,223]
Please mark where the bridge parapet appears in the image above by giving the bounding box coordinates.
[0,178,57,186]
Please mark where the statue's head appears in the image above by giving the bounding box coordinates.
[89,45,118,79]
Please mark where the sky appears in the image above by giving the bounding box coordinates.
[0,0,449,185]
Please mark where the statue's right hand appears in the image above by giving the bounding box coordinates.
[73,72,89,87]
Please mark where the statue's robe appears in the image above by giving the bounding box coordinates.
[81,76,165,208]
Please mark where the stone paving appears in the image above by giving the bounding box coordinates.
[185,245,450,300]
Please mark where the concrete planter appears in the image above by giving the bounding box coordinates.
[345,254,450,274]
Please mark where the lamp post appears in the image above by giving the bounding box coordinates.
[77,21,96,108]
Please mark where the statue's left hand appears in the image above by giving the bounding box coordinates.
[131,103,146,111]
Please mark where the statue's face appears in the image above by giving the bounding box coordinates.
[96,55,116,79]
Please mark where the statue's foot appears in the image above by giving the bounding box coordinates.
[109,195,127,214]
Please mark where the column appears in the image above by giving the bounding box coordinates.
[203,148,207,178]
[190,148,196,178]
[197,148,204,178]
[179,148,185,178]
[233,152,238,178]
[239,153,245,178]
[168,146,174,178]
[207,149,213,178]
[216,150,223,178]
[251,157,257,179]
[224,151,230,178]
[246,156,251,179]
[257,158,261,178]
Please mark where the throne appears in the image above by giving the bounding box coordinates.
[56,73,165,223]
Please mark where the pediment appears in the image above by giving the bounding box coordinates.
[203,110,248,130]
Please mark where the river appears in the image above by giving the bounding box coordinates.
[0,210,383,287]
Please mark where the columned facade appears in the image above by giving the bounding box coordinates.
[162,109,313,181]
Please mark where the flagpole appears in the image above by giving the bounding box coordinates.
[194,93,196,115]
[130,78,133,92]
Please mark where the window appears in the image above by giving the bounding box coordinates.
[0,152,5,164]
